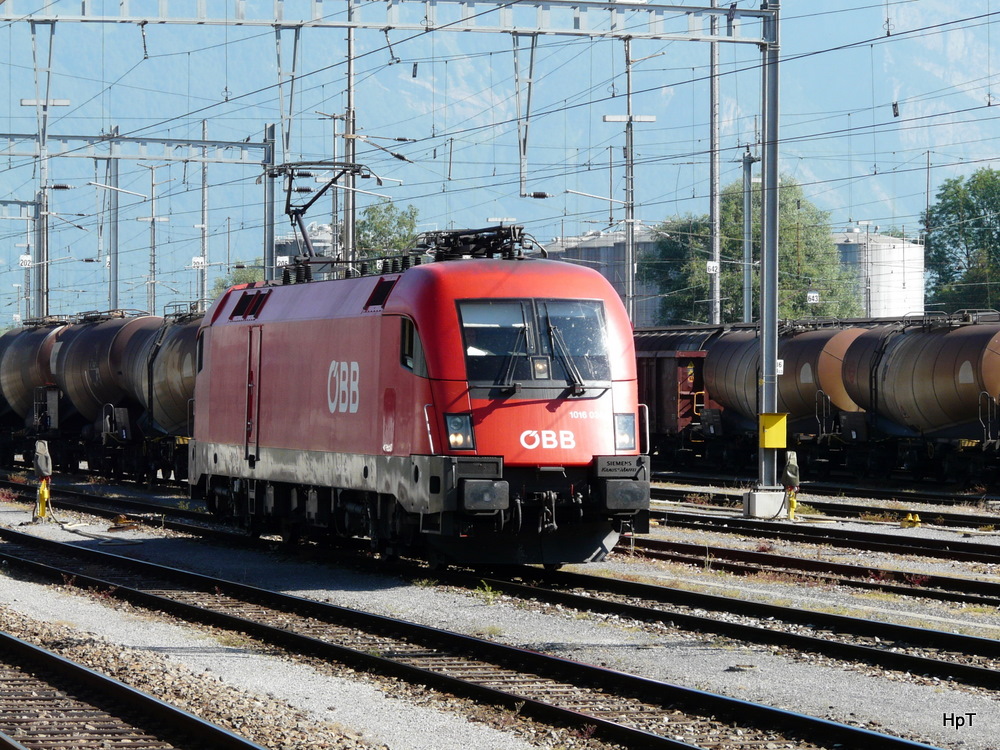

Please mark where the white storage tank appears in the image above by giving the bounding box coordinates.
[835,228,925,317]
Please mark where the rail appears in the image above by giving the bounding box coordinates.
[0,526,940,750]
[0,630,268,750]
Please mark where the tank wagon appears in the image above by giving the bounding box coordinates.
[635,311,1000,483]
[0,308,200,480]
[190,226,649,565]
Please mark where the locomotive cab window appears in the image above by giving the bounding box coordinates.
[400,317,428,377]
[539,300,612,382]
[458,299,609,389]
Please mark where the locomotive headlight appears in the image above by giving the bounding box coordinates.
[532,356,550,380]
[614,413,636,451]
[446,413,476,450]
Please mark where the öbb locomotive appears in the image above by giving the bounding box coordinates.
[635,310,1000,483]
[193,226,649,565]
[1,226,650,566]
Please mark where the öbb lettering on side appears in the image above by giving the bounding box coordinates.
[327,360,360,414]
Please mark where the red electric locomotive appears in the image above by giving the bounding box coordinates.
[190,226,649,566]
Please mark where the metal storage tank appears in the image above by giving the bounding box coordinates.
[0,329,23,418]
[704,326,866,425]
[843,323,1000,435]
[126,314,203,435]
[702,329,760,421]
[835,230,925,317]
[779,327,867,417]
[0,323,67,420]
[840,325,899,412]
[51,315,163,422]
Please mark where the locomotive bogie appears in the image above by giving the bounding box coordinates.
[197,452,647,564]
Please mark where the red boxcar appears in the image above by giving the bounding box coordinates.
[190,251,649,565]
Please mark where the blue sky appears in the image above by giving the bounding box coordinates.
[0,0,997,317]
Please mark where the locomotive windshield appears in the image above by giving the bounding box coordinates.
[459,299,610,389]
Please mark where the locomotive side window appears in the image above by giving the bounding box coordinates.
[400,318,428,377]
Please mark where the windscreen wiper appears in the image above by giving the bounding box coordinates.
[499,326,527,394]
[549,324,586,395]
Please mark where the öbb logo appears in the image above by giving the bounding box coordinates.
[327,360,360,414]
[519,430,576,450]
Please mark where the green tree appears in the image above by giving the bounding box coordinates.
[927,249,1000,311]
[637,215,710,324]
[639,177,862,324]
[210,263,265,299]
[356,199,419,255]
[924,167,1000,309]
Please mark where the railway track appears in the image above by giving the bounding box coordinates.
[11,473,999,609]
[18,477,1000,606]
[0,525,941,750]
[649,504,1000,564]
[0,477,204,522]
[651,476,1000,526]
[18,476,1000,630]
[0,477,238,541]
[322,556,1000,689]
[624,534,1000,607]
[802,480,1000,509]
[29,475,1000,572]
[296,550,1000,693]
[0,630,267,750]
[431,565,1000,690]
[652,469,1000,503]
